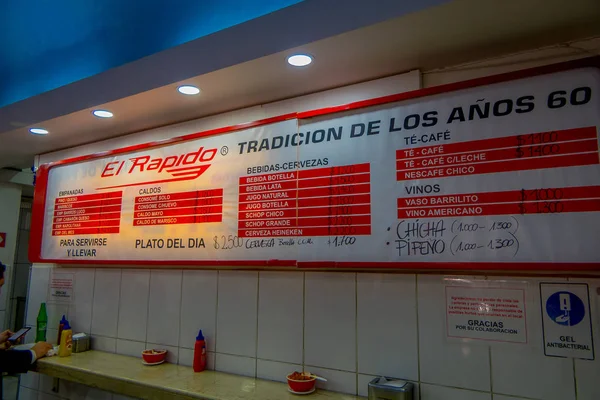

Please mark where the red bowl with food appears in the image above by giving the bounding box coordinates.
[142,349,167,364]
[287,371,316,393]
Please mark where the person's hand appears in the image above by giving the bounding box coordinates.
[32,342,53,360]
[0,330,13,344]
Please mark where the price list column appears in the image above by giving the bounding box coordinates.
[52,191,123,236]
[397,127,598,181]
[238,163,371,237]
[297,163,371,236]
[398,186,600,219]
[133,189,223,226]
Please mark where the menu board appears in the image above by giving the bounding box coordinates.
[31,67,600,267]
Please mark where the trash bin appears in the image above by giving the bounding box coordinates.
[368,377,414,400]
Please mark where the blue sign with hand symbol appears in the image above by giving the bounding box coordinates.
[540,283,594,360]
[546,291,585,327]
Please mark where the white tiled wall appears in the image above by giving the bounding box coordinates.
[257,271,303,364]
[215,271,258,358]
[22,266,600,399]
[305,272,356,373]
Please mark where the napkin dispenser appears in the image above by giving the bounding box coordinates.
[368,377,413,400]
[72,333,90,353]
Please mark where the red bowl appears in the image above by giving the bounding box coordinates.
[142,349,167,364]
[287,373,316,393]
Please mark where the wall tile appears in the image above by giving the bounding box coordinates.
[304,366,356,395]
[38,392,62,400]
[179,270,217,351]
[257,272,303,364]
[147,343,178,364]
[59,381,89,400]
[83,388,112,400]
[146,270,182,347]
[178,348,194,367]
[216,271,258,357]
[92,336,117,353]
[418,275,491,391]
[116,339,145,358]
[70,268,95,334]
[18,386,38,400]
[113,395,137,400]
[18,387,38,400]
[207,351,215,371]
[57,380,109,400]
[572,278,600,400]
[4,378,19,400]
[357,374,374,398]
[357,273,418,380]
[38,374,59,395]
[117,270,150,342]
[357,374,420,399]
[20,372,40,390]
[256,359,301,383]
[575,353,600,400]
[493,396,529,400]
[305,272,356,372]
[46,303,69,332]
[26,265,51,326]
[91,269,122,337]
[46,328,58,344]
[421,384,491,400]
[215,353,256,377]
[491,277,575,400]
[491,347,574,400]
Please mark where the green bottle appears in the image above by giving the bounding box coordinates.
[36,303,48,342]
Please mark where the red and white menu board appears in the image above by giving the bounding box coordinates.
[31,66,600,267]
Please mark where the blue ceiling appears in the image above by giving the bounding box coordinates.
[0,0,303,107]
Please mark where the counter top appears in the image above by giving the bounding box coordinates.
[36,351,364,400]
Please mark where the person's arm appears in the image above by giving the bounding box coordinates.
[0,350,33,374]
[0,342,53,374]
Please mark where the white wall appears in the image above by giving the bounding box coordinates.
[25,48,600,400]
[0,183,22,331]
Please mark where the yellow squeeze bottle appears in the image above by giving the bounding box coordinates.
[58,320,72,357]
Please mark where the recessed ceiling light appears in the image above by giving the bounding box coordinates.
[92,110,114,118]
[287,54,313,67]
[29,128,49,135]
[177,85,201,95]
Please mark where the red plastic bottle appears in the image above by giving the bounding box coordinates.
[193,330,206,372]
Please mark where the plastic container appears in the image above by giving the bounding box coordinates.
[57,315,67,345]
[193,330,206,372]
[286,372,316,393]
[58,320,72,357]
[142,349,167,364]
[36,303,48,342]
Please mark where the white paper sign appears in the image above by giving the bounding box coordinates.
[48,272,74,304]
[540,283,594,360]
[446,282,527,343]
